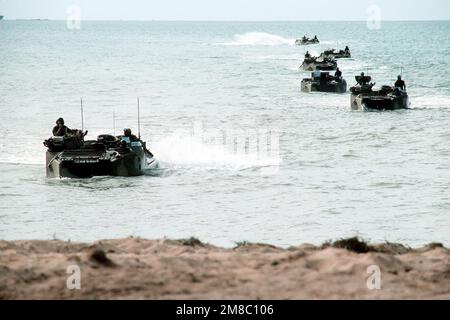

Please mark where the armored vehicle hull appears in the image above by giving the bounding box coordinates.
[44,132,156,178]
[301,76,347,93]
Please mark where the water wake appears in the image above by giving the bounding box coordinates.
[151,132,280,172]
[221,32,295,46]
[410,95,450,109]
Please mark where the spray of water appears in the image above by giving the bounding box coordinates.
[221,32,295,46]
[151,131,280,171]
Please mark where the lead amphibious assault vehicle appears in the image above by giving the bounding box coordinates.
[44,130,157,178]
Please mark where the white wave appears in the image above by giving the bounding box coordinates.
[0,140,44,166]
[410,95,450,109]
[151,131,281,171]
[337,59,364,68]
[0,158,43,166]
[220,32,295,46]
[251,54,301,61]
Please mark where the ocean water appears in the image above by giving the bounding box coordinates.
[0,21,449,247]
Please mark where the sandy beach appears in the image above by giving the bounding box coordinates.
[0,237,449,299]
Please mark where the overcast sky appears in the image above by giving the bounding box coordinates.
[1,0,450,21]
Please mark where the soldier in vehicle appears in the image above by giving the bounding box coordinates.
[335,67,342,79]
[357,72,369,85]
[52,118,72,137]
[356,72,375,91]
[305,50,311,58]
[394,75,406,91]
[120,128,154,157]
[121,128,139,143]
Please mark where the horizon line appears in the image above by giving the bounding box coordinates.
[4,18,450,22]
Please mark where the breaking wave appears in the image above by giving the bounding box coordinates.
[220,32,295,46]
[409,95,450,109]
[151,131,281,172]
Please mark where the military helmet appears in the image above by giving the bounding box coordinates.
[123,128,132,136]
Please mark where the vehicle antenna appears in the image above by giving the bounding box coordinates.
[80,98,84,132]
[137,97,141,140]
[113,110,116,136]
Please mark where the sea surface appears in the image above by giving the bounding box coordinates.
[0,21,449,247]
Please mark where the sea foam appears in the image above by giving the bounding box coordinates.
[221,32,295,46]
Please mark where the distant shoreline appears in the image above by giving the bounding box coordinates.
[1,237,449,299]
